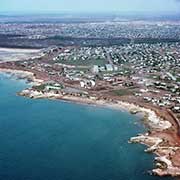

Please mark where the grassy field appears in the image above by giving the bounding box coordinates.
[56,57,106,66]
[33,84,46,91]
[111,89,133,96]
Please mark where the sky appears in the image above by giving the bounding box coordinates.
[0,0,180,14]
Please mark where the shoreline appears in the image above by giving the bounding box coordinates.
[0,67,180,177]
[0,68,44,86]
[0,48,44,63]
[0,47,41,53]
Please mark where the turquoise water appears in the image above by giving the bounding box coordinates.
[0,73,173,180]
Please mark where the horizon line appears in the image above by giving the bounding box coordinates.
[0,10,180,15]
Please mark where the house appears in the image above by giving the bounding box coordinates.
[172,106,180,113]
[91,65,99,74]
[105,64,113,72]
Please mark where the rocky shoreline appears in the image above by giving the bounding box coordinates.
[1,68,180,177]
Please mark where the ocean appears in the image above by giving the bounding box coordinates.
[0,73,173,180]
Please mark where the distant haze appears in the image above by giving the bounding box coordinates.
[0,0,180,14]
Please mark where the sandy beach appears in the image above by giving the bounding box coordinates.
[0,48,42,63]
[0,48,41,53]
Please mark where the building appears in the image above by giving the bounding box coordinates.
[91,65,99,74]
[105,64,113,72]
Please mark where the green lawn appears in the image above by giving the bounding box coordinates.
[112,89,133,96]
[56,58,106,66]
[33,84,46,91]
